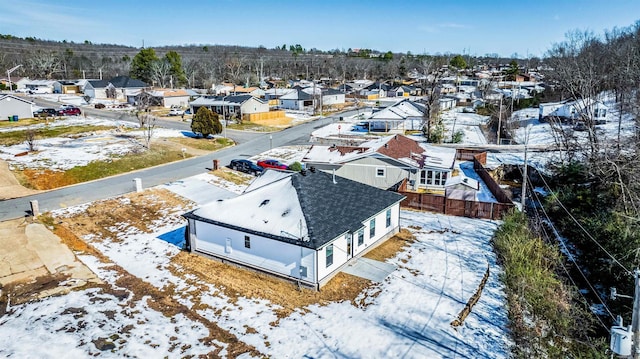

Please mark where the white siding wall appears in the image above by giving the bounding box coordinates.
[316,202,401,282]
[163,96,189,108]
[0,97,33,119]
[192,221,317,282]
[241,98,270,114]
[322,94,345,106]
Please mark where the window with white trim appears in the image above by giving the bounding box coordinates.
[357,229,364,246]
[326,244,333,267]
[369,218,376,238]
[386,209,392,227]
[244,235,250,249]
[376,167,386,177]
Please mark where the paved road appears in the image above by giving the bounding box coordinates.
[0,114,336,221]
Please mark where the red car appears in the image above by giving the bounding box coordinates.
[257,159,288,170]
[58,107,81,116]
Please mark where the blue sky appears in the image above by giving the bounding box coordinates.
[1,0,638,57]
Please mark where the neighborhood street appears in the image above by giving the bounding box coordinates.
[0,111,336,221]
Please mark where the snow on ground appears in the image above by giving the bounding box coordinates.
[249,145,311,165]
[0,197,511,357]
[441,109,490,145]
[0,116,188,170]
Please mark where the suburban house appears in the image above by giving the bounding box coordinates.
[0,76,29,90]
[212,83,265,97]
[189,94,270,120]
[367,99,426,132]
[182,169,405,289]
[135,89,191,108]
[301,87,346,108]
[278,89,316,111]
[359,82,392,99]
[539,99,608,123]
[0,94,34,120]
[83,80,111,99]
[302,134,457,194]
[24,80,61,94]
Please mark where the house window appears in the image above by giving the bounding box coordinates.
[386,209,392,227]
[299,265,308,278]
[420,170,426,185]
[426,170,434,185]
[326,244,333,267]
[244,235,251,249]
[357,229,364,246]
[370,218,376,238]
[376,168,386,177]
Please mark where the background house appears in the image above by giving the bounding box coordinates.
[0,94,34,120]
[189,94,269,120]
[182,169,404,289]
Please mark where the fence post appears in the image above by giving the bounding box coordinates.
[133,178,142,193]
[30,200,40,218]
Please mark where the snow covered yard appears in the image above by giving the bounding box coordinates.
[0,187,511,357]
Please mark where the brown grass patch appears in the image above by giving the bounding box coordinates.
[0,273,70,315]
[363,228,416,262]
[210,167,254,186]
[171,252,371,319]
[54,188,192,242]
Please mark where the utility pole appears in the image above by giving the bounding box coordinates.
[633,269,640,359]
[520,124,532,211]
[497,94,503,145]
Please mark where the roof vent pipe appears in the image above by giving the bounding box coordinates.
[332,169,337,184]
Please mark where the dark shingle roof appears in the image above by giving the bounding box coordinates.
[109,76,147,88]
[184,170,405,250]
[224,94,254,104]
[87,79,109,88]
[292,170,405,249]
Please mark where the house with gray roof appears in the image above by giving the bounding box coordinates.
[182,169,405,289]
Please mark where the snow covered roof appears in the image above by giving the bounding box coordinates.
[184,170,405,249]
[445,175,479,190]
[302,134,456,170]
[368,100,425,121]
[0,94,34,105]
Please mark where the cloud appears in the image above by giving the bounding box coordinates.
[439,23,470,29]
[0,1,100,31]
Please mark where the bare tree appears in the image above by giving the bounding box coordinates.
[150,59,171,88]
[134,91,155,150]
[26,50,62,79]
[25,129,38,151]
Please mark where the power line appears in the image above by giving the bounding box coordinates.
[535,170,633,275]
[527,179,616,324]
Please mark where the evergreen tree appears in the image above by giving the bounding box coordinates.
[191,107,222,138]
[130,48,159,84]
[449,54,467,69]
[164,50,186,87]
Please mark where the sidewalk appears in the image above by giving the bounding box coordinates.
[0,218,100,298]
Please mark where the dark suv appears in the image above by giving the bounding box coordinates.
[229,159,264,175]
[34,108,59,117]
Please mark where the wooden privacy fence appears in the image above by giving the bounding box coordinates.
[397,150,514,220]
[243,110,286,122]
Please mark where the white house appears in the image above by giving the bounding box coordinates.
[24,80,61,94]
[0,94,35,120]
[302,87,346,107]
[539,99,608,123]
[182,169,405,289]
[278,89,316,111]
[367,99,426,132]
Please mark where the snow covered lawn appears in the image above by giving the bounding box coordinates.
[0,188,511,357]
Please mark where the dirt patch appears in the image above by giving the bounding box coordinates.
[210,167,254,186]
[171,252,371,319]
[55,188,192,243]
[363,228,416,262]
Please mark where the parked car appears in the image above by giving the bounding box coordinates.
[34,108,58,117]
[573,121,587,131]
[168,108,184,116]
[58,107,81,116]
[229,159,264,175]
[257,159,288,170]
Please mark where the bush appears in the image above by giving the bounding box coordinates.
[94,103,106,109]
[288,162,302,172]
